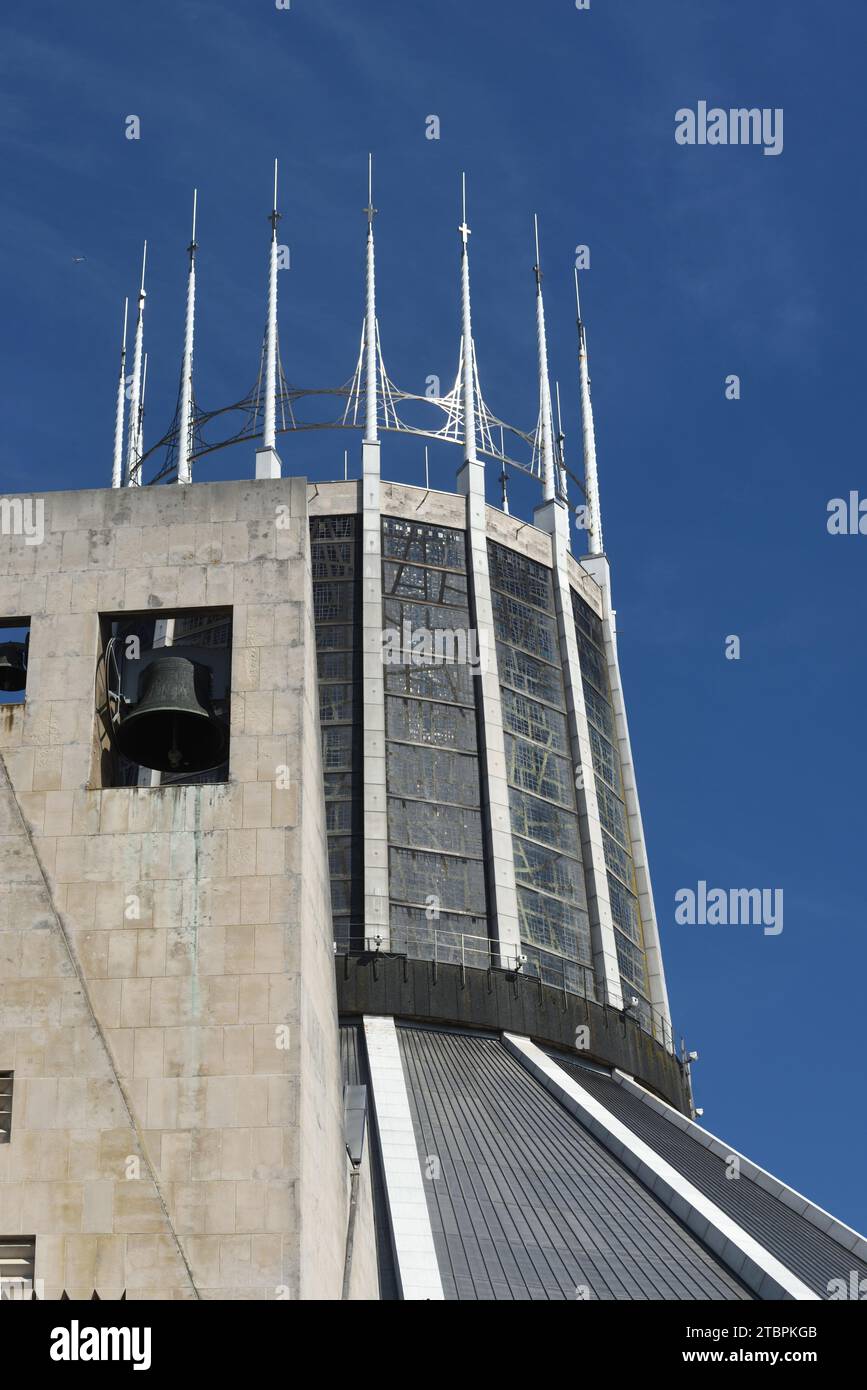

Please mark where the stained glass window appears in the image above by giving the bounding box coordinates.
[383,518,488,955]
[311,516,363,945]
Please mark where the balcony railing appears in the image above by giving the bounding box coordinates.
[334,920,676,1054]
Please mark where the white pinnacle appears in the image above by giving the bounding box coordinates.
[125,242,147,487]
[111,297,128,489]
[533,216,556,503]
[176,190,198,485]
[263,160,280,453]
[576,269,603,554]
[364,154,379,445]
[555,380,568,502]
[459,173,478,467]
[137,352,148,465]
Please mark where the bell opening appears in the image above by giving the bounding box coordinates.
[99,611,233,788]
[0,630,29,702]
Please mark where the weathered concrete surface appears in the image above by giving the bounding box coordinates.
[0,479,348,1299]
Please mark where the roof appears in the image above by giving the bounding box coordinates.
[341,1020,866,1300]
[547,1050,867,1300]
[342,1021,751,1300]
[397,1026,752,1301]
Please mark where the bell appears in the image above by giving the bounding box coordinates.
[115,652,228,773]
[0,642,27,693]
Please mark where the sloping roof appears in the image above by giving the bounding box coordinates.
[548,1051,867,1301]
[394,1025,752,1300]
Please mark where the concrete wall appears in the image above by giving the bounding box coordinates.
[344,1145,379,1301]
[0,479,348,1299]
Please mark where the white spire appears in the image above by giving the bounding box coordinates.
[555,379,568,501]
[263,160,280,454]
[363,154,379,444]
[459,173,478,466]
[176,190,198,485]
[111,297,128,488]
[137,352,148,464]
[125,242,147,486]
[533,216,556,503]
[575,269,603,554]
[499,427,510,515]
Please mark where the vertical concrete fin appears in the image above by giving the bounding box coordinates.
[362,1017,444,1300]
[457,482,522,966]
[534,507,623,1008]
[362,442,389,946]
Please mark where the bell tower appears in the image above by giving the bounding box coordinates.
[0,476,358,1299]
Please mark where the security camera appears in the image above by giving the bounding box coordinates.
[688,1050,699,1062]
[694,1107,704,1117]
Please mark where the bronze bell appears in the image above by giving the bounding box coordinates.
[115,652,228,773]
[0,642,27,693]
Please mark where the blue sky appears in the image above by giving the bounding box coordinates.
[2,0,866,1233]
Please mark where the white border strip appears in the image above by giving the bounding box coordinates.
[611,1069,867,1261]
[504,1034,818,1301]
[363,1016,444,1301]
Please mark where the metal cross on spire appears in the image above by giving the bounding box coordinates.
[364,152,378,227]
[270,158,282,238]
[459,172,471,248]
[363,154,379,444]
[459,172,478,467]
[262,160,281,459]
